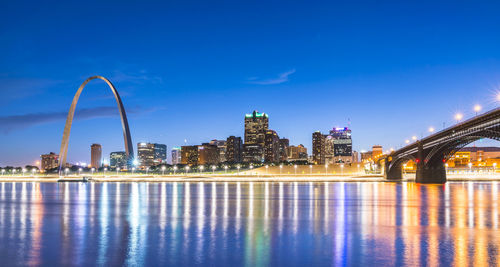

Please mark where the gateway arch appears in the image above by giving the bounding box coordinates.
[58,76,134,170]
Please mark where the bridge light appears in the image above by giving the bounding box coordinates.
[412,136,417,141]
[474,104,481,113]
[428,127,435,133]
[405,139,410,144]
[454,113,463,122]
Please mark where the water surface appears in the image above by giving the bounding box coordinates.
[0,181,499,266]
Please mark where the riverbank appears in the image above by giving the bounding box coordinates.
[1,174,500,182]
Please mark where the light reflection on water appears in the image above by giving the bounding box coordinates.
[0,181,499,266]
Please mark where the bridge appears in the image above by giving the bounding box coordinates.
[385,107,500,183]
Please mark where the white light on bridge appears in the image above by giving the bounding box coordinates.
[455,113,463,122]
[428,127,435,133]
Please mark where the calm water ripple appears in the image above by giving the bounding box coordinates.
[0,181,499,266]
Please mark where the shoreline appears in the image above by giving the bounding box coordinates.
[0,174,500,183]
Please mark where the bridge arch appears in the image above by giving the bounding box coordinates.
[58,76,134,170]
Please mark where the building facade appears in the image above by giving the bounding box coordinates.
[41,152,59,171]
[110,151,127,168]
[181,146,199,165]
[244,110,269,147]
[279,138,289,162]
[209,139,227,162]
[330,127,353,163]
[91,144,102,168]
[242,144,264,163]
[137,142,155,168]
[171,147,182,165]
[198,143,219,165]
[264,130,280,163]
[288,145,308,160]
[312,131,325,164]
[153,143,167,165]
[226,136,243,163]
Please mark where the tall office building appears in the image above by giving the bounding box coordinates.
[244,110,269,146]
[226,136,243,163]
[137,142,155,168]
[324,135,335,164]
[171,147,182,165]
[264,130,280,163]
[288,145,308,160]
[198,143,219,165]
[110,151,127,168]
[209,139,227,162]
[91,144,102,168]
[279,138,289,162]
[312,131,325,164]
[372,145,383,158]
[153,143,167,165]
[330,127,353,163]
[181,145,199,165]
[41,152,59,171]
[242,144,264,163]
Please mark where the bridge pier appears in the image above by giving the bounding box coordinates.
[415,162,446,183]
[384,160,402,180]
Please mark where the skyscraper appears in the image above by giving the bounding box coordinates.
[153,143,167,165]
[226,136,243,163]
[330,127,353,163]
[209,139,227,162]
[242,144,264,163]
[137,142,155,168]
[312,131,325,164]
[41,152,59,171]
[244,110,269,146]
[279,138,289,162]
[110,151,127,168]
[287,145,308,160]
[264,130,280,163]
[91,144,102,168]
[171,147,182,165]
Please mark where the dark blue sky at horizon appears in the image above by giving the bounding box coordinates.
[1,0,500,166]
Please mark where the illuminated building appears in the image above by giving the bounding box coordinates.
[287,144,308,161]
[226,136,243,163]
[90,144,102,168]
[153,143,167,165]
[372,145,383,159]
[330,127,353,163]
[242,144,264,163]
[137,142,155,168]
[244,110,269,146]
[209,139,226,162]
[324,134,335,164]
[40,152,59,171]
[264,130,280,163]
[181,145,199,165]
[279,138,289,161]
[198,143,219,164]
[352,150,359,163]
[312,131,325,164]
[360,151,372,161]
[110,151,127,168]
[171,147,182,165]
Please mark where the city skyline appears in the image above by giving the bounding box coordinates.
[1,1,500,166]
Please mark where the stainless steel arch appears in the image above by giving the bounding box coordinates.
[58,76,134,170]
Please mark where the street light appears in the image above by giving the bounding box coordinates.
[12,169,16,176]
[493,163,497,173]
[428,127,435,133]
[132,167,136,175]
[340,164,344,175]
[185,166,190,175]
[1,169,4,176]
[212,165,216,174]
[468,162,472,173]
[199,165,204,174]
[412,136,417,141]
[325,164,329,175]
[161,165,166,176]
[310,165,313,175]
[237,165,241,175]
[224,165,228,174]
[455,113,463,123]
[357,164,360,173]
[474,104,481,116]
[405,139,410,144]
[78,168,82,176]
[91,168,95,176]
[173,166,177,175]
[294,165,297,175]
[403,163,407,175]
[32,168,36,176]
[146,167,150,175]
[279,164,283,175]
[116,167,120,175]
[265,165,269,174]
[64,168,68,176]
[104,167,108,176]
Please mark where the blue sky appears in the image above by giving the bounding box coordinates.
[1,0,500,166]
